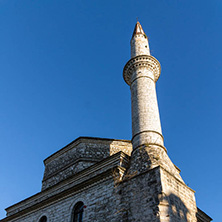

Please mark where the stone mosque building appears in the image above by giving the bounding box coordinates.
[0,22,212,222]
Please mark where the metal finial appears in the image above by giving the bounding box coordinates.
[136,17,139,22]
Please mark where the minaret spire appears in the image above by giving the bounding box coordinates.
[132,21,145,37]
[131,21,150,57]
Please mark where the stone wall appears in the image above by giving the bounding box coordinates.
[7,177,119,222]
[117,167,163,222]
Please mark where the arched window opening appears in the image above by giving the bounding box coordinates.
[39,215,47,222]
[73,201,85,222]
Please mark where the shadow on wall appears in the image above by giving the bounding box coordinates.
[154,192,190,221]
[115,176,190,221]
[167,193,189,221]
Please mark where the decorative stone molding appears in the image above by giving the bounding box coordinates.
[123,55,161,85]
[41,137,132,190]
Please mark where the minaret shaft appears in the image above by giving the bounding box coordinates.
[130,68,163,149]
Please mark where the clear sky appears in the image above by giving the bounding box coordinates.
[0,0,221,220]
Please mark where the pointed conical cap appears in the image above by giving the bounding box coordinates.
[132,21,145,38]
[131,21,150,57]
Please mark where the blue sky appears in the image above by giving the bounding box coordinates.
[0,0,221,220]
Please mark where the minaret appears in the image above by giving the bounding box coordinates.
[123,21,163,151]
[122,22,198,222]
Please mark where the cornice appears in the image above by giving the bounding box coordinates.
[44,137,131,165]
[197,208,213,221]
[123,55,161,85]
[42,157,100,182]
